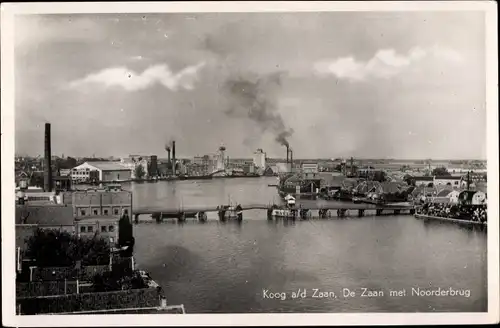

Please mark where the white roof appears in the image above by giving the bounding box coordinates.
[74,161,130,172]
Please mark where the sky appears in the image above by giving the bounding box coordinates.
[14,11,487,160]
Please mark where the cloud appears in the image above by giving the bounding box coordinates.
[314,46,464,82]
[68,62,206,91]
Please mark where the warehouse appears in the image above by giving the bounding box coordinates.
[71,162,132,182]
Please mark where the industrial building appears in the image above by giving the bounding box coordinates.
[71,162,131,182]
[253,149,266,174]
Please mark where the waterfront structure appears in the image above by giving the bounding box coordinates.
[253,149,266,173]
[121,157,149,178]
[70,165,100,183]
[72,188,132,222]
[215,146,226,172]
[72,162,132,182]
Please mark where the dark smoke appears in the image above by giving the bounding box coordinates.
[222,72,294,147]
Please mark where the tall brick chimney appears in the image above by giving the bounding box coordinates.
[44,123,53,192]
[172,140,176,176]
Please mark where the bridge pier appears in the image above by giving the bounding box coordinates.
[376,209,382,216]
[177,212,186,223]
[267,208,273,220]
[198,212,207,222]
[337,209,347,218]
[155,212,162,223]
[218,207,227,222]
[300,209,309,220]
[134,214,139,224]
[394,209,401,215]
[358,209,365,217]
[410,208,415,215]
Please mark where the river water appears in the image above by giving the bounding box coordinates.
[123,177,487,313]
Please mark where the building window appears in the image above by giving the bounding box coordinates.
[93,210,98,215]
[80,226,86,233]
[80,209,86,216]
[88,226,93,233]
[117,174,120,180]
[101,226,107,232]
[124,209,128,215]
[454,181,459,185]
[104,209,109,215]
[109,225,115,232]
[114,209,119,215]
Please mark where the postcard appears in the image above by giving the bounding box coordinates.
[1,1,498,326]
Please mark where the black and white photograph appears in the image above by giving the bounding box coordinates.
[1,1,498,326]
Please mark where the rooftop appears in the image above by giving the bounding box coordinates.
[84,161,131,171]
[16,205,74,226]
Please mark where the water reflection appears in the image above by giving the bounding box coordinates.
[130,178,487,313]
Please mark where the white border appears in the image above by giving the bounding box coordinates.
[1,1,498,326]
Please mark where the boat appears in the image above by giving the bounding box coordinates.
[178,175,213,181]
[415,213,487,226]
[271,207,297,218]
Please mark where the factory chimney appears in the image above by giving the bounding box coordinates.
[286,145,289,165]
[44,123,53,192]
[172,140,176,176]
[289,148,293,173]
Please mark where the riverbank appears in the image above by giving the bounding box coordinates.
[415,213,487,227]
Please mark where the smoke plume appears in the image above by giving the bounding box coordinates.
[222,72,293,147]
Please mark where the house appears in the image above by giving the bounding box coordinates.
[71,162,132,182]
[447,190,461,204]
[433,176,463,188]
[75,215,119,245]
[412,176,435,187]
[472,191,487,205]
[15,205,75,251]
[458,191,476,205]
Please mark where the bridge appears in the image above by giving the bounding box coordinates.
[132,199,415,223]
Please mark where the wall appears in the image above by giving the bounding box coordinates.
[73,190,132,222]
[434,178,462,187]
[17,281,79,297]
[30,265,110,281]
[102,170,131,182]
[17,287,160,314]
[76,218,119,244]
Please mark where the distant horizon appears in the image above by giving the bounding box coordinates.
[14,152,487,163]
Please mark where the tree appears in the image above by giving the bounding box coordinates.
[25,228,110,267]
[118,212,134,256]
[134,164,145,180]
[372,171,387,182]
[403,174,415,186]
[432,167,451,177]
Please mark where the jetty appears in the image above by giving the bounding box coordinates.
[132,199,415,223]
